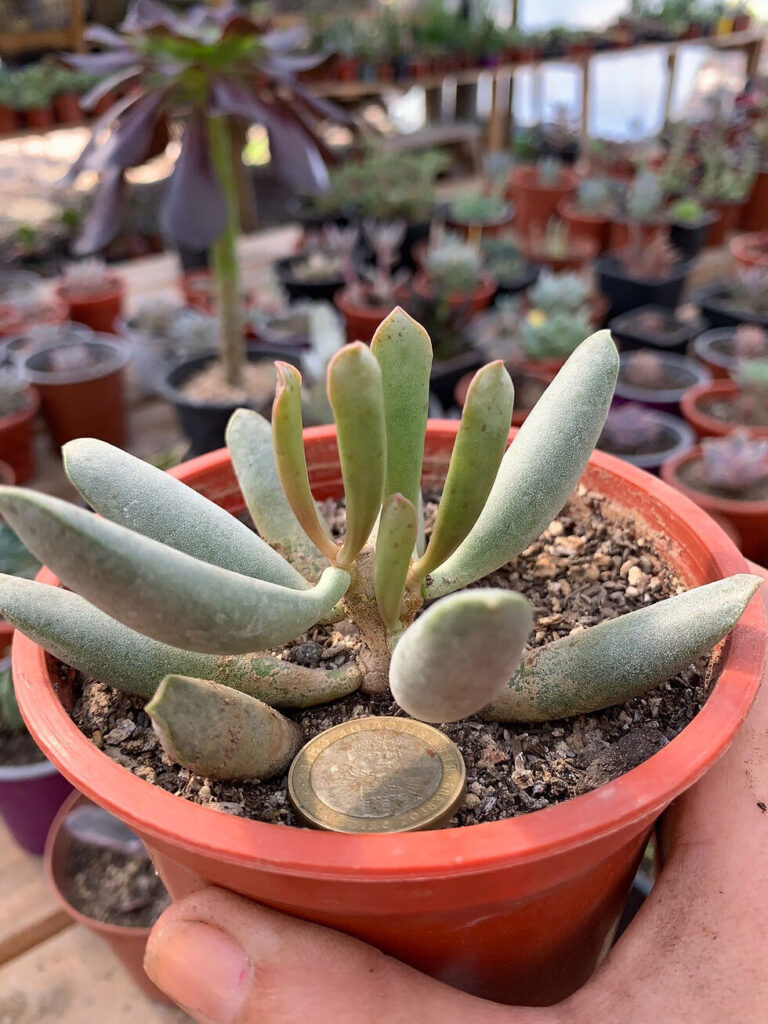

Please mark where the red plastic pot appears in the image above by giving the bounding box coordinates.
[729,230,768,271]
[334,289,395,344]
[739,170,768,232]
[557,200,611,253]
[52,92,83,124]
[0,105,17,133]
[661,446,768,564]
[0,298,66,339]
[0,388,39,483]
[24,106,53,131]
[706,201,743,246]
[680,379,768,440]
[411,272,497,315]
[55,273,126,334]
[45,791,171,1002]
[11,423,767,1007]
[507,164,579,238]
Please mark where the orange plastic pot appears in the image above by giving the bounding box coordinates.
[706,201,742,246]
[507,164,578,238]
[12,423,766,1006]
[661,447,768,564]
[0,388,39,483]
[680,379,768,440]
[556,200,611,253]
[334,289,396,344]
[55,274,126,335]
[411,272,497,314]
[729,230,768,272]
[45,792,171,1003]
[0,298,66,339]
[52,92,83,124]
[739,170,768,232]
[24,106,53,131]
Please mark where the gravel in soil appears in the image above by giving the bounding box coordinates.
[179,359,276,405]
[66,486,716,828]
[64,840,169,928]
[677,455,768,501]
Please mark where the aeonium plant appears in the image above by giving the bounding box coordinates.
[62,0,348,389]
[0,309,759,788]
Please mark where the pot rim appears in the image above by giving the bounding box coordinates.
[0,386,40,428]
[510,164,579,192]
[681,379,768,437]
[158,348,300,412]
[556,199,611,225]
[596,253,692,285]
[661,445,768,515]
[616,351,711,402]
[692,327,739,369]
[55,275,125,304]
[600,409,695,469]
[19,337,129,386]
[12,422,766,880]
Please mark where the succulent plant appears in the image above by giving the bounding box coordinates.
[59,259,115,297]
[343,221,409,309]
[449,193,508,224]
[527,218,573,260]
[0,310,760,785]
[536,155,563,187]
[733,324,768,360]
[624,171,664,223]
[129,299,219,361]
[527,271,590,314]
[622,348,667,388]
[424,235,483,295]
[291,225,358,284]
[698,139,758,204]
[481,237,526,284]
[659,125,694,197]
[575,178,613,214]
[700,431,768,492]
[470,298,524,361]
[667,196,705,225]
[733,266,768,313]
[521,308,594,361]
[600,403,665,452]
[617,229,679,280]
[0,368,29,419]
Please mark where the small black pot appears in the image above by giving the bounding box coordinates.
[160,347,301,458]
[494,262,540,299]
[176,244,209,272]
[693,282,768,330]
[430,347,484,409]
[609,304,706,355]
[287,198,351,235]
[595,255,692,320]
[598,409,695,475]
[614,350,711,415]
[668,211,719,260]
[275,257,345,305]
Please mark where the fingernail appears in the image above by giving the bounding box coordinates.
[145,920,251,1023]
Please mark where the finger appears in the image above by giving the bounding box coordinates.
[144,886,559,1024]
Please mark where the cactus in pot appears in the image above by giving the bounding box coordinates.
[0,309,759,790]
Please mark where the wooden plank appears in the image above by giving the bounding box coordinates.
[0,925,190,1023]
[0,821,70,967]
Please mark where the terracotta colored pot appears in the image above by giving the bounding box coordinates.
[12,424,766,1007]
[706,201,742,246]
[0,105,17,133]
[507,164,579,238]
[19,337,129,449]
[739,170,768,232]
[661,447,768,563]
[23,107,53,131]
[557,200,611,253]
[444,207,515,244]
[680,379,768,440]
[45,792,171,1002]
[335,57,360,82]
[0,298,66,339]
[0,388,39,483]
[522,236,598,274]
[729,230,768,271]
[608,219,664,251]
[56,274,125,334]
[334,289,395,344]
[53,92,83,124]
[411,272,497,315]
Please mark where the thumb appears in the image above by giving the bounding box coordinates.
[143,886,555,1024]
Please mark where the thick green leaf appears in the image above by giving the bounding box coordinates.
[373,493,417,633]
[411,361,513,583]
[225,409,328,581]
[0,488,349,654]
[426,331,619,598]
[371,307,432,507]
[483,574,762,722]
[327,343,386,568]
[147,675,302,781]
[63,437,307,589]
[390,589,533,722]
[272,362,338,563]
[0,574,361,706]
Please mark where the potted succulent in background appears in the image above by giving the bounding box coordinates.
[662,432,768,563]
[0,291,66,340]
[276,226,357,305]
[45,793,171,1000]
[444,191,514,244]
[522,217,598,273]
[0,368,39,484]
[695,265,768,329]
[19,333,129,448]
[614,347,711,415]
[681,357,768,439]
[14,65,54,130]
[557,176,615,253]
[335,222,409,342]
[1,311,763,1005]
[63,0,348,453]
[55,259,126,334]
[410,234,497,314]
[698,138,758,246]
[598,401,694,474]
[481,236,539,296]
[0,73,19,133]
[667,196,719,259]
[693,323,768,379]
[507,156,579,238]
[609,170,667,250]
[609,303,705,355]
[730,229,768,271]
[596,230,691,319]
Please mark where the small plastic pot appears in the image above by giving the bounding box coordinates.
[729,230,768,272]
[52,92,83,124]
[661,447,768,564]
[608,219,664,252]
[507,164,578,237]
[668,212,719,259]
[599,409,695,475]
[693,327,743,379]
[739,169,768,232]
[24,106,53,131]
[595,255,692,320]
[0,297,66,339]
[411,272,497,315]
[609,305,706,355]
[614,351,711,415]
[45,791,170,1002]
[694,282,768,330]
[0,388,39,483]
[556,200,611,253]
[680,379,768,440]
[0,106,18,133]
[523,236,598,274]
[705,201,743,246]
[19,336,129,449]
[494,262,540,298]
[275,257,345,305]
[444,207,515,244]
[55,274,126,334]
[334,289,394,344]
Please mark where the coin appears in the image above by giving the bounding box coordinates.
[288,716,466,833]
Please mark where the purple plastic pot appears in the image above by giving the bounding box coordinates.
[614,351,711,416]
[0,758,73,854]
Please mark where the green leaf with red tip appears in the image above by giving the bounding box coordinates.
[390,589,533,723]
[147,675,302,781]
[411,361,514,583]
[373,493,418,632]
[426,331,619,598]
[371,307,432,507]
[0,488,349,655]
[327,343,386,568]
[272,362,338,563]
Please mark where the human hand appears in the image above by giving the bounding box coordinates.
[144,566,768,1024]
